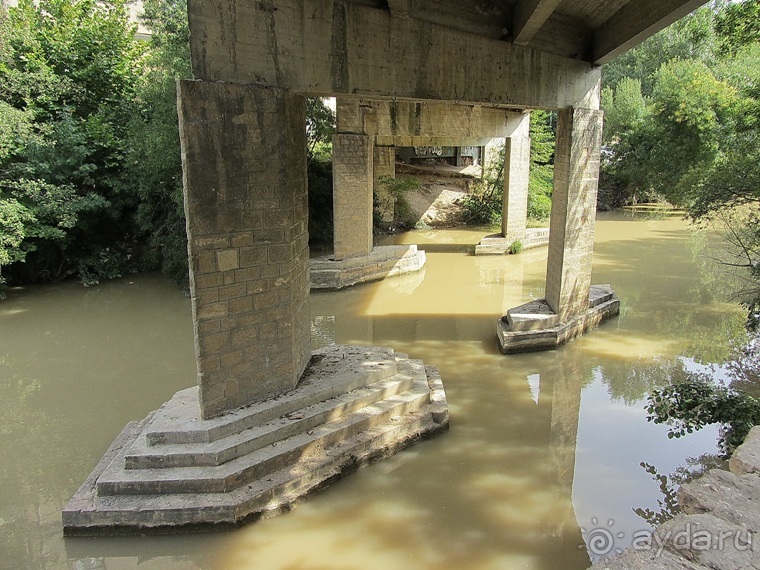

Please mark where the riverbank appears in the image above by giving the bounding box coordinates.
[590,426,760,569]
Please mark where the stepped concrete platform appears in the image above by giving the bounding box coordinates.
[310,245,426,290]
[474,228,550,255]
[497,285,620,353]
[62,345,449,535]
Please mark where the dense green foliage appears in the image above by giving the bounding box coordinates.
[0,0,190,292]
[601,0,760,329]
[527,110,554,220]
[602,1,760,455]
[0,0,146,292]
[306,98,335,163]
[462,110,556,225]
[0,0,338,291]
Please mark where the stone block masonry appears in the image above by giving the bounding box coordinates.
[62,346,450,535]
[178,80,311,419]
[502,113,531,244]
[333,133,373,260]
[545,108,603,321]
[373,145,395,222]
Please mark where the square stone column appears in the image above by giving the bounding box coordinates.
[178,80,311,419]
[545,108,603,320]
[373,145,396,222]
[502,113,531,243]
[332,133,374,260]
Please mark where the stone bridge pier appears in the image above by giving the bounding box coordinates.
[62,0,705,535]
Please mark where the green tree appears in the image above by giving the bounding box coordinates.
[306,98,335,162]
[119,0,191,284]
[527,110,554,220]
[602,5,716,95]
[0,0,144,288]
[714,0,760,56]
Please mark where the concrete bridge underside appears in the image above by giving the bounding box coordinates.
[63,0,705,534]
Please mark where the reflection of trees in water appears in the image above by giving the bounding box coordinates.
[728,334,760,398]
[0,362,72,570]
[633,454,727,526]
[597,358,692,406]
[0,356,220,570]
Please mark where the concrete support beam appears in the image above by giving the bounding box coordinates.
[502,113,531,244]
[188,0,601,110]
[178,80,311,419]
[593,0,707,65]
[544,108,603,321]
[332,133,374,260]
[512,0,563,45]
[372,101,518,141]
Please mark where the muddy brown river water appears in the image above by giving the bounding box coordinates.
[0,211,747,569]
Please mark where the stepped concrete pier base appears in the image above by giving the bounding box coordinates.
[475,228,550,255]
[497,285,620,354]
[63,345,448,536]
[310,245,426,290]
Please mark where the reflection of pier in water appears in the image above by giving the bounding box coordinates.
[1,214,745,569]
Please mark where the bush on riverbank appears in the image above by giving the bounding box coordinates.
[0,0,338,294]
[461,110,555,226]
[647,332,760,456]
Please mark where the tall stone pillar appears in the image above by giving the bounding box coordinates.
[544,108,603,320]
[178,80,311,419]
[502,113,531,244]
[332,132,374,260]
[373,145,395,222]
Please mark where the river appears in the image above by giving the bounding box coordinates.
[0,211,747,569]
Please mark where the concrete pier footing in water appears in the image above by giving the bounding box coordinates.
[62,345,449,535]
[497,285,620,354]
[310,245,426,290]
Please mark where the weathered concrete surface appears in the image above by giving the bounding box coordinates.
[62,345,449,535]
[475,228,550,255]
[502,113,531,243]
[589,426,760,569]
[332,133,374,260]
[373,145,396,222]
[178,80,311,420]
[188,0,602,110]
[310,245,426,290]
[366,101,529,144]
[545,108,604,321]
[497,285,619,354]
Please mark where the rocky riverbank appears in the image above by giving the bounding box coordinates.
[589,426,760,569]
